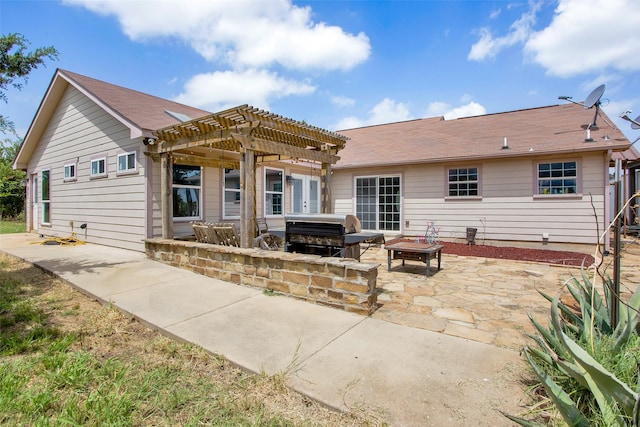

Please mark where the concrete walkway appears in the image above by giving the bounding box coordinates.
[0,233,529,426]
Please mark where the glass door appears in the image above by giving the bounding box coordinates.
[291,173,320,214]
[30,173,38,231]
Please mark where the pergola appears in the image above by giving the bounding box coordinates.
[147,105,349,247]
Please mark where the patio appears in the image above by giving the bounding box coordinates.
[150,233,640,352]
[361,239,640,350]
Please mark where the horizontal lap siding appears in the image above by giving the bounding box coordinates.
[150,163,221,238]
[333,153,607,244]
[28,86,147,252]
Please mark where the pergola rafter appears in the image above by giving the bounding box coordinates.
[148,104,348,248]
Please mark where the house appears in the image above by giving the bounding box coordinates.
[14,69,634,251]
[332,105,632,245]
[613,145,640,234]
[13,69,346,251]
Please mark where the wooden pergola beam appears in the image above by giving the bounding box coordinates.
[151,104,348,249]
[154,123,255,153]
[231,133,339,164]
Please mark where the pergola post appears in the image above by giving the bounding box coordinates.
[239,149,256,248]
[322,162,332,213]
[161,153,174,239]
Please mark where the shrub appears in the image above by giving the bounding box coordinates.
[505,271,640,426]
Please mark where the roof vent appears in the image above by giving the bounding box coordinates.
[502,137,509,149]
[585,128,594,142]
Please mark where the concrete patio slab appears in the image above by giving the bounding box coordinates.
[166,294,367,375]
[112,276,261,328]
[289,317,523,426]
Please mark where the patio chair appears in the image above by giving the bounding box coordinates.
[253,218,283,250]
[256,217,269,235]
[191,222,209,243]
[206,223,239,247]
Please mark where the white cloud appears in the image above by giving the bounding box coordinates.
[330,95,356,107]
[332,98,413,130]
[173,69,316,111]
[468,1,541,61]
[489,8,502,19]
[63,0,370,71]
[333,97,488,130]
[525,0,640,77]
[425,100,487,120]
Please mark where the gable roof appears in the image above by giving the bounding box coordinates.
[13,69,211,169]
[335,104,631,169]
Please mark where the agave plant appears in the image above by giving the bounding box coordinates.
[505,270,640,426]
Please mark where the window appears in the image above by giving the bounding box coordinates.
[224,168,241,218]
[117,151,136,174]
[537,161,577,195]
[173,165,201,219]
[41,169,50,225]
[264,168,283,216]
[448,167,479,197]
[90,157,107,178]
[63,163,76,181]
[355,176,400,231]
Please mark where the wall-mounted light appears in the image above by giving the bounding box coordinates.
[143,137,156,146]
[285,175,293,184]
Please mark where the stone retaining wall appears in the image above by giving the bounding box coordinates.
[145,239,379,315]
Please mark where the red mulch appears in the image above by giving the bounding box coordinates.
[386,238,595,267]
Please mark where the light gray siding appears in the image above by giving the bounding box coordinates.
[26,85,148,251]
[332,153,608,244]
[149,163,222,238]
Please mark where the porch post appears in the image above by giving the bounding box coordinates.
[239,149,256,248]
[161,153,173,239]
[321,162,332,213]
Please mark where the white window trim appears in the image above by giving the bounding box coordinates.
[264,167,284,217]
[534,159,582,198]
[63,161,77,182]
[353,174,402,232]
[223,168,241,220]
[172,164,202,221]
[41,168,51,225]
[90,155,108,179]
[445,166,481,199]
[116,150,138,176]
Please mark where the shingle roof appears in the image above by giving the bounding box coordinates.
[335,104,631,169]
[59,69,211,132]
[612,144,640,162]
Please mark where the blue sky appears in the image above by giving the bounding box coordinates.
[1,0,639,143]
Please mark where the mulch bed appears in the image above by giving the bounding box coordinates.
[385,238,595,267]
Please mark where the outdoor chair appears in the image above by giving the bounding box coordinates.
[210,223,240,247]
[254,218,283,251]
[191,222,209,243]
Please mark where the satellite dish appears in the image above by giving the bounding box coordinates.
[632,114,640,130]
[584,84,605,109]
[583,84,606,132]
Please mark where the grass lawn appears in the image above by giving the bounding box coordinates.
[0,219,25,234]
[0,253,383,426]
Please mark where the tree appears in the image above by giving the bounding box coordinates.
[0,138,26,218]
[1,33,58,135]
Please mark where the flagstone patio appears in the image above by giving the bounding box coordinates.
[360,239,640,350]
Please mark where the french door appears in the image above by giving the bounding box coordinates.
[290,174,320,214]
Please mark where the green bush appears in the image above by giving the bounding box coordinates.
[506,270,640,426]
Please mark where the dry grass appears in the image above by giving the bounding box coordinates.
[0,253,386,426]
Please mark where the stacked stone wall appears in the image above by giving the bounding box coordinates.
[145,239,379,315]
